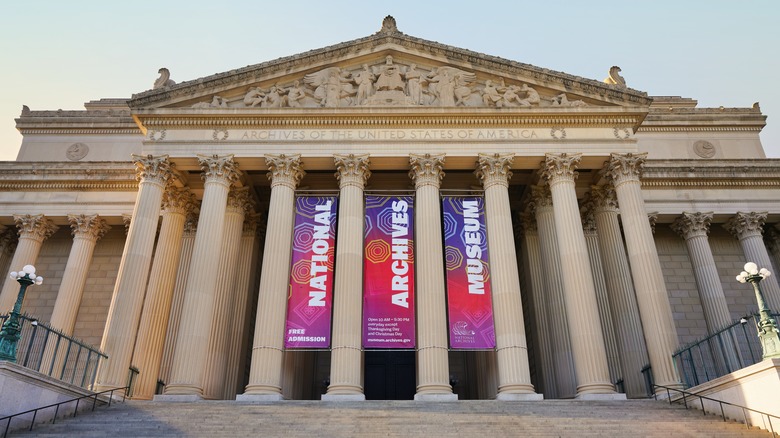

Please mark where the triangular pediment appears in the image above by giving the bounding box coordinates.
[129,17,650,111]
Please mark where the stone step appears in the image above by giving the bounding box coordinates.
[11,400,774,437]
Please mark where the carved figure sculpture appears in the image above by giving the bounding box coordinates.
[426,67,475,106]
[285,81,306,108]
[481,80,503,107]
[153,68,176,90]
[192,95,229,108]
[604,66,626,87]
[516,84,540,107]
[374,56,405,92]
[354,64,375,105]
[550,93,587,107]
[304,67,354,107]
[262,86,285,108]
[244,87,266,107]
[405,64,423,105]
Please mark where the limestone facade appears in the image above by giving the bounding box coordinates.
[2,17,777,400]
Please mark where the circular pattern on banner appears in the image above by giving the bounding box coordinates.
[442,211,458,240]
[445,246,464,271]
[365,239,391,264]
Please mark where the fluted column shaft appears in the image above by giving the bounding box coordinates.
[409,153,453,399]
[0,215,58,312]
[726,212,780,312]
[531,185,576,398]
[326,154,370,399]
[202,187,250,399]
[131,187,194,399]
[159,216,197,386]
[476,153,537,399]
[542,153,614,396]
[241,154,304,398]
[591,185,649,398]
[605,153,682,391]
[95,155,171,392]
[164,155,240,397]
[519,213,557,398]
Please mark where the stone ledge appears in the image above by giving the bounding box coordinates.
[574,392,628,401]
[153,394,203,403]
[321,393,366,401]
[235,393,285,402]
[496,392,544,401]
[413,393,458,402]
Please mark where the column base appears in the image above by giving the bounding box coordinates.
[321,393,366,401]
[154,394,203,403]
[496,393,544,401]
[235,393,285,402]
[414,393,459,401]
[575,393,627,401]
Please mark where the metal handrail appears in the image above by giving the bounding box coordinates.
[0,385,129,437]
[653,384,778,436]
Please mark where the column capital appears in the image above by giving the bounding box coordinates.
[604,152,648,187]
[580,197,598,235]
[265,154,305,189]
[518,211,538,235]
[198,154,241,187]
[541,153,581,186]
[528,185,553,214]
[475,153,514,189]
[227,186,254,215]
[409,153,445,189]
[671,212,713,240]
[122,214,132,235]
[183,212,199,237]
[648,212,659,234]
[590,184,619,214]
[132,154,173,186]
[13,214,58,242]
[0,228,17,255]
[334,154,371,189]
[724,211,767,240]
[162,186,197,216]
[243,212,262,237]
[67,214,111,241]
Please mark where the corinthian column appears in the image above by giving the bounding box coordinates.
[530,185,576,398]
[409,153,456,401]
[590,184,649,398]
[725,212,780,312]
[239,154,304,400]
[604,152,682,392]
[0,228,17,283]
[541,153,617,398]
[324,154,370,401]
[131,186,195,400]
[202,187,252,399]
[95,155,171,392]
[162,155,240,399]
[0,215,58,312]
[475,153,540,400]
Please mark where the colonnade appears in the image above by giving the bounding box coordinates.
[1,151,778,400]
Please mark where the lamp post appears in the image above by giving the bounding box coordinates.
[0,265,43,362]
[736,262,780,360]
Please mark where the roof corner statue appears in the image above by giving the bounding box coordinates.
[604,66,626,87]
[379,15,399,34]
[153,67,176,90]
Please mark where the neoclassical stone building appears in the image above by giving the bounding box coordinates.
[1,17,777,402]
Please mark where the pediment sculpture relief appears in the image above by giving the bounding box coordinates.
[189,56,589,109]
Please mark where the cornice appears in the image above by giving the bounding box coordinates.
[0,162,138,191]
[640,159,780,188]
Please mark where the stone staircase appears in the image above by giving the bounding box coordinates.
[11,399,774,437]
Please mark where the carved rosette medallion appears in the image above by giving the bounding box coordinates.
[198,154,241,187]
[68,214,111,242]
[162,186,197,216]
[334,154,371,189]
[590,184,619,214]
[265,154,305,190]
[409,153,445,189]
[613,127,631,140]
[226,186,254,215]
[724,212,768,240]
[541,153,582,187]
[13,214,59,242]
[550,127,567,140]
[693,140,716,158]
[66,143,89,161]
[213,129,229,141]
[475,153,514,190]
[671,212,713,240]
[132,154,173,186]
[604,152,648,188]
[528,185,553,214]
[148,129,166,142]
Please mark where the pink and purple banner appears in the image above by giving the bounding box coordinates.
[442,197,495,349]
[284,196,338,349]
[363,195,416,349]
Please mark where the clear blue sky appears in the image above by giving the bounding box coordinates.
[1,1,778,160]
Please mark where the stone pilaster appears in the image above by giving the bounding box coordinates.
[581,200,623,388]
[604,152,682,391]
[240,154,304,400]
[131,186,195,400]
[725,212,780,312]
[95,155,171,392]
[158,212,198,386]
[541,153,616,398]
[475,153,539,400]
[409,153,455,400]
[202,186,252,399]
[0,215,58,312]
[518,211,557,398]
[590,184,649,398]
[162,155,240,398]
[530,185,576,398]
[325,154,371,400]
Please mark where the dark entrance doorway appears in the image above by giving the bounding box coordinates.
[364,351,416,400]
